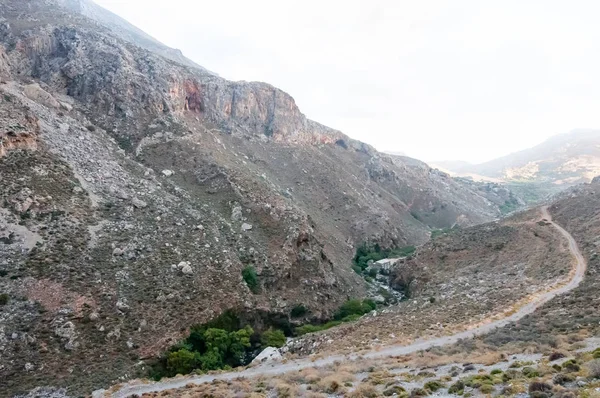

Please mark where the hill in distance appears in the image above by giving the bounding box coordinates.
[431,129,600,202]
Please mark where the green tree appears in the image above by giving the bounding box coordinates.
[199,348,223,370]
[167,348,197,375]
[227,325,253,364]
[261,328,286,348]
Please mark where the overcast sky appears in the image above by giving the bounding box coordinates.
[94,0,600,163]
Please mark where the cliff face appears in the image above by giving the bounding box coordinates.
[0,0,517,395]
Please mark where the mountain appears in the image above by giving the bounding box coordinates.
[55,0,211,72]
[431,130,600,200]
[0,0,519,394]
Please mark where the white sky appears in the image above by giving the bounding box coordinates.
[94,0,600,163]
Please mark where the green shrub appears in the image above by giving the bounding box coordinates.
[562,359,580,372]
[167,348,198,375]
[261,328,286,348]
[334,299,376,320]
[341,314,362,322]
[490,369,503,375]
[593,348,600,359]
[502,369,521,382]
[410,388,428,397]
[522,367,540,378]
[242,266,259,293]
[479,384,494,394]
[448,380,464,394]
[424,380,444,392]
[0,293,8,305]
[290,304,307,318]
[295,324,323,336]
[382,386,406,396]
[159,322,254,378]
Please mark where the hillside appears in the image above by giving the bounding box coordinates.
[432,130,600,202]
[0,0,520,395]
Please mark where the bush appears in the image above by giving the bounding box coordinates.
[549,351,566,361]
[587,359,600,379]
[448,380,464,394]
[502,369,521,382]
[490,369,503,375]
[562,359,580,372]
[159,323,254,378]
[593,348,600,359]
[479,384,494,394]
[529,381,552,393]
[522,367,540,378]
[290,304,307,318]
[0,293,8,305]
[261,328,286,348]
[409,388,428,397]
[242,266,259,293]
[167,348,198,375]
[553,373,575,385]
[334,299,376,320]
[423,380,444,392]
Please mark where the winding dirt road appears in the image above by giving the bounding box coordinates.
[101,206,586,398]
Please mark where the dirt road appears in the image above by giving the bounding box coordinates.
[100,206,586,398]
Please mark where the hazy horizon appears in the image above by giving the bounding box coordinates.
[94,0,600,163]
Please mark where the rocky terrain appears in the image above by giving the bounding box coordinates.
[282,207,573,357]
[433,130,600,203]
[0,0,522,395]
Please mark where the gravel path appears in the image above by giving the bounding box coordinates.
[99,206,586,398]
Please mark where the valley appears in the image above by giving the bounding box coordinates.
[94,205,590,397]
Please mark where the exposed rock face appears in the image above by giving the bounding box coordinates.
[0,0,521,395]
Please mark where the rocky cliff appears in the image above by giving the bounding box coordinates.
[0,0,517,394]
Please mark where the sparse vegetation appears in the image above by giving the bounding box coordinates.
[0,293,8,305]
[242,266,259,293]
[295,299,376,336]
[431,226,459,239]
[586,359,600,379]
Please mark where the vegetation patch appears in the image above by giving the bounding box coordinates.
[295,299,376,336]
[151,310,287,379]
[353,243,415,271]
[242,265,259,294]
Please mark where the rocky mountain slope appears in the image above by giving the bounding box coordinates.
[0,0,519,395]
[433,130,600,202]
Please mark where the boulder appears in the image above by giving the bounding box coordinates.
[161,169,174,177]
[131,197,148,208]
[251,347,282,364]
[241,223,253,232]
[177,261,193,275]
[23,84,61,108]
